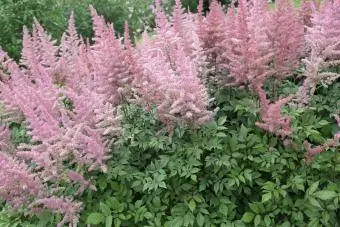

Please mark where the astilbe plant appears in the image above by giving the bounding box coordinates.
[268,0,304,79]
[197,0,227,75]
[0,1,340,225]
[172,0,205,68]
[0,152,44,209]
[133,0,214,129]
[219,0,293,137]
[88,6,132,105]
[299,0,320,30]
[223,0,273,90]
[297,0,340,105]
[0,8,125,226]
[255,95,294,138]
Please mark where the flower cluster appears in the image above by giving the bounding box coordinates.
[297,0,340,105]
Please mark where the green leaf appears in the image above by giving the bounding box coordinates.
[216,132,227,138]
[114,218,121,227]
[314,191,338,200]
[196,213,205,227]
[238,124,249,141]
[86,212,105,225]
[193,195,204,203]
[249,203,261,214]
[254,215,261,226]
[264,215,271,226]
[188,199,196,212]
[229,136,238,152]
[242,212,254,223]
[318,120,329,126]
[308,181,319,195]
[218,116,227,125]
[218,204,228,215]
[100,202,111,216]
[308,197,322,208]
[105,215,113,227]
[262,193,272,203]
[190,174,197,182]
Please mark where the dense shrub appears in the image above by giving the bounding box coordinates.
[0,0,339,226]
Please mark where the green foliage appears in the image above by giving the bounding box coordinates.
[0,0,153,60]
[162,0,232,14]
[6,82,338,227]
[76,89,338,226]
[9,123,31,146]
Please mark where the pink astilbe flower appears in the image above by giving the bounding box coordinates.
[61,79,120,172]
[29,197,82,227]
[154,0,171,34]
[172,0,205,70]
[1,8,124,226]
[197,0,227,73]
[0,51,62,142]
[0,152,44,209]
[57,12,87,87]
[88,6,132,105]
[268,0,304,79]
[299,0,320,30]
[134,4,213,128]
[255,95,293,138]
[68,170,96,194]
[21,19,58,77]
[61,121,111,172]
[297,0,340,105]
[304,115,340,162]
[0,125,12,151]
[60,12,82,60]
[16,143,60,181]
[224,0,274,91]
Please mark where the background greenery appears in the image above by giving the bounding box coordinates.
[0,0,154,60]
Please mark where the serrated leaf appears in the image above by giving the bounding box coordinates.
[308,197,322,208]
[213,183,220,194]
[100,202,111,216]
[318,120,329,126]
[218,116,227,125]
[229,135,238,152]
[188,199,196,212]
[218,204,228,215]
[264,215,271,226]
[105,215,113,227]
[249,203,261,214]
[193,195,203,203]
[190,174,197,182]
[196,213,205,227]
[159,181,167,188]
[238,124,249,141]
[114,218,121,227]
[242,212,254,223]
[86,212,104,225]
[314,191,338,200]
[254,215,261,226]
[308,181,319,195]
[216,132,227,137]
[262,193,272,203]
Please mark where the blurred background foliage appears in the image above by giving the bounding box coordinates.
[0,0,154,60]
